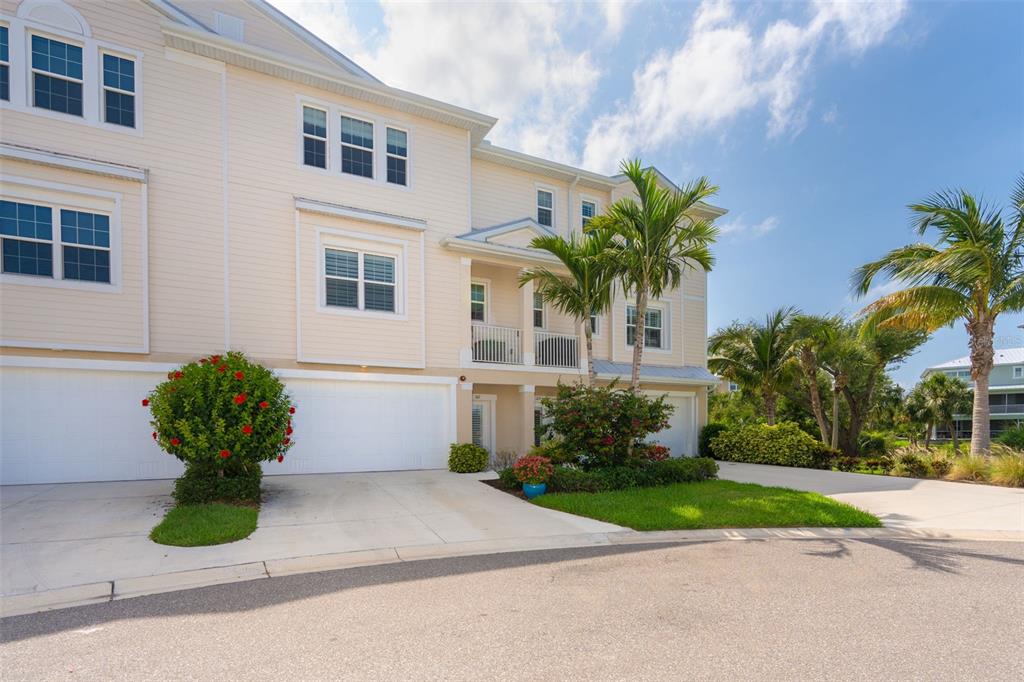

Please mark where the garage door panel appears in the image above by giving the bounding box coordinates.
[648,393,696,458]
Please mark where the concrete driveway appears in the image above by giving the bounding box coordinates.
[717,461,1024,533]
[0,470,619,599]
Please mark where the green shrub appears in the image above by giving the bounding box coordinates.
[699,422,729,458]
[890,452,928,478]
[995,426,1024,450]
[927,456,952,479]
[540,382,673,469]
[858,432,890,456]
[497,466,520,489]
[173,466,262,505]
[448,443,489,473]
[947,454,990,482]
[546,457,718,493]
[710,422,836,469]
[548,465,603,493]
[832,456,861,472]
[528,438,576,465]
[990,446,1024,487]
[145,352,294,503]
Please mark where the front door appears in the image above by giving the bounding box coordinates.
[472,396,496,455]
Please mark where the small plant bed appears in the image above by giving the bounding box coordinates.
[531,480,882,530]
[150,503,258,547]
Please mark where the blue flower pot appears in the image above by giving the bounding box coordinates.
[523,482,547,499]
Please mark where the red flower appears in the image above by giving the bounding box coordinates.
[259,401,269,409]
[233,393,247,405]
[282,437,291,445]
[242,424,253,435]
[277,455,284,463]
[217,365,227,373]
[200,358,207,364]
[152,431,157,440]
[170,437,181,446]
[173,371,183,379]
[141,398,149,407]
[234,371,244,380]
[601,436,614,446]
[211,355,221,364]
[286,426,293,435]
[219,449,231,459]
[289,406,296,414]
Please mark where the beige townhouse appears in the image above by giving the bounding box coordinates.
[0,0,725,484]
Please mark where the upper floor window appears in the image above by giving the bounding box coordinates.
[1014,366,1023,380]
[537,189,553,227]
[581,199,596,227]
[533,291,545,328]
[1,199,110,283]
[302,105,327,169]
[386,127,408,186]
[626,305,663,349]
[945,369,971,380]
[589,309,599,335]
[324,248,396,313]
[1,26,9,101]
[102,53,135,128]
[31,34,83,116]
[470,281,487,321]
[341,115,374,178]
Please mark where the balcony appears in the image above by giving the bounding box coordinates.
[471,324,579,368]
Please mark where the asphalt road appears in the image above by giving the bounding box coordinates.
[2,538,1022,681]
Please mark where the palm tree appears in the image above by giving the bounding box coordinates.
[913,373,972,453]
[598,160,719,390]
[709,307,797,425]
[519,228,617,384]
[788,314,837,444]
[852,176,1024,454]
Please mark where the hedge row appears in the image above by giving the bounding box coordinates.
[527,457,719,493]
[709,422,836,469]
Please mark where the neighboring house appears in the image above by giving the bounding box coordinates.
[922,348,1024,440]
[0,0,725,485]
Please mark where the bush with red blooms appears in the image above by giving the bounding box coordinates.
[144,352,295,495]
[512,455,554,485]
[640,444,671,461]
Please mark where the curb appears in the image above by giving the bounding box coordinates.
[2,526,1020,618]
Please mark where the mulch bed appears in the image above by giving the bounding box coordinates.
[481,478,527,500]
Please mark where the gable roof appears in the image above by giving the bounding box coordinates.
[456,218,556,243]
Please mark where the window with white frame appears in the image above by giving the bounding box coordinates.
[101,53,135,128]
[30,34,83,116]
[1014,366,1023,380]
[945,369,971,380]
[1,199,111,283]
[589,309,600,335]
[537,189,553,227]
[533,291,545,328]
[626,305,663,349]
[302,106,327,169]
[324,248,396,313]
[1,25,9,102]
[386,127,408,186]
[341,115,374,178]
[581,199,596,227]
[470,281,487,322]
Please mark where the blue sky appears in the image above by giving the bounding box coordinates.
[271,1,1024,387]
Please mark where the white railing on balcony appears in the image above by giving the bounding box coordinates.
[535,331,579,368]
[472,324,522,364]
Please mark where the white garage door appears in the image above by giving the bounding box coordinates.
[0,363,454,485]
[649,393,697,458]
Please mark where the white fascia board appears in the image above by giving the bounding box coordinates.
[296,198,427,231]
[1,144,147,182]
[440,236,563,267]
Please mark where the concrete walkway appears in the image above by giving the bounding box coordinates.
[1,471,618,606]
[716,461,1024,533]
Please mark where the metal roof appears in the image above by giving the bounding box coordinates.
[928,347,1024,370]
[593,360,718,385]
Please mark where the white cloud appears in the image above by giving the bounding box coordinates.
[270,1,628,165]
[582,0,907,172]
[717,215,779,240]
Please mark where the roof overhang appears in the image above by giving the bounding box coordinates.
[440,236,564,268]
[161,23,497,143]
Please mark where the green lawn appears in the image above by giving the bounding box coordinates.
[150,503,258,547]
[531,480,881,530]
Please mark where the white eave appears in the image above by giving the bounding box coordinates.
[161,23,497,143]
[1,143,148,182]
[440,235,563,267]
[295,197,426,231]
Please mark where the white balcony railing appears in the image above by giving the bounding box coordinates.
[535,331,579,368]
[472,324,522,364]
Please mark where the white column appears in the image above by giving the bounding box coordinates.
[520,273,535,366]
[519,384,536,454]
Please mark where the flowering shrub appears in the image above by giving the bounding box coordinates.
[144,352,294,498]
[513,455,554,484]
[640,444,671,461]
[540,383,674,469]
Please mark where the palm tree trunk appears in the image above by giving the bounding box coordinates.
[584,323,595,385]
[968,316,995,455]
[924,423,932,450]
[830,387,841,451]
[949,421,958,454]
[630,288,648,391]
[764,392,777,426]
[799,349,830,444]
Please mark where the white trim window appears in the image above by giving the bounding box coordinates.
[533,291,545,328]
[302,105,327,169]
[589,309,600,335]
[1,25,9,102]
[626,305,663,349]
[30,33,83,116]
[581,199,597,227]
[340,114,374,178]
[324,248,396,313]
[101,52,135,127]
[537,189,553,227]
[1,199,111,283]
[1014,366,1023,380]
[945,369,971,380]
[470,281,487,322]
[385,126,408,186]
